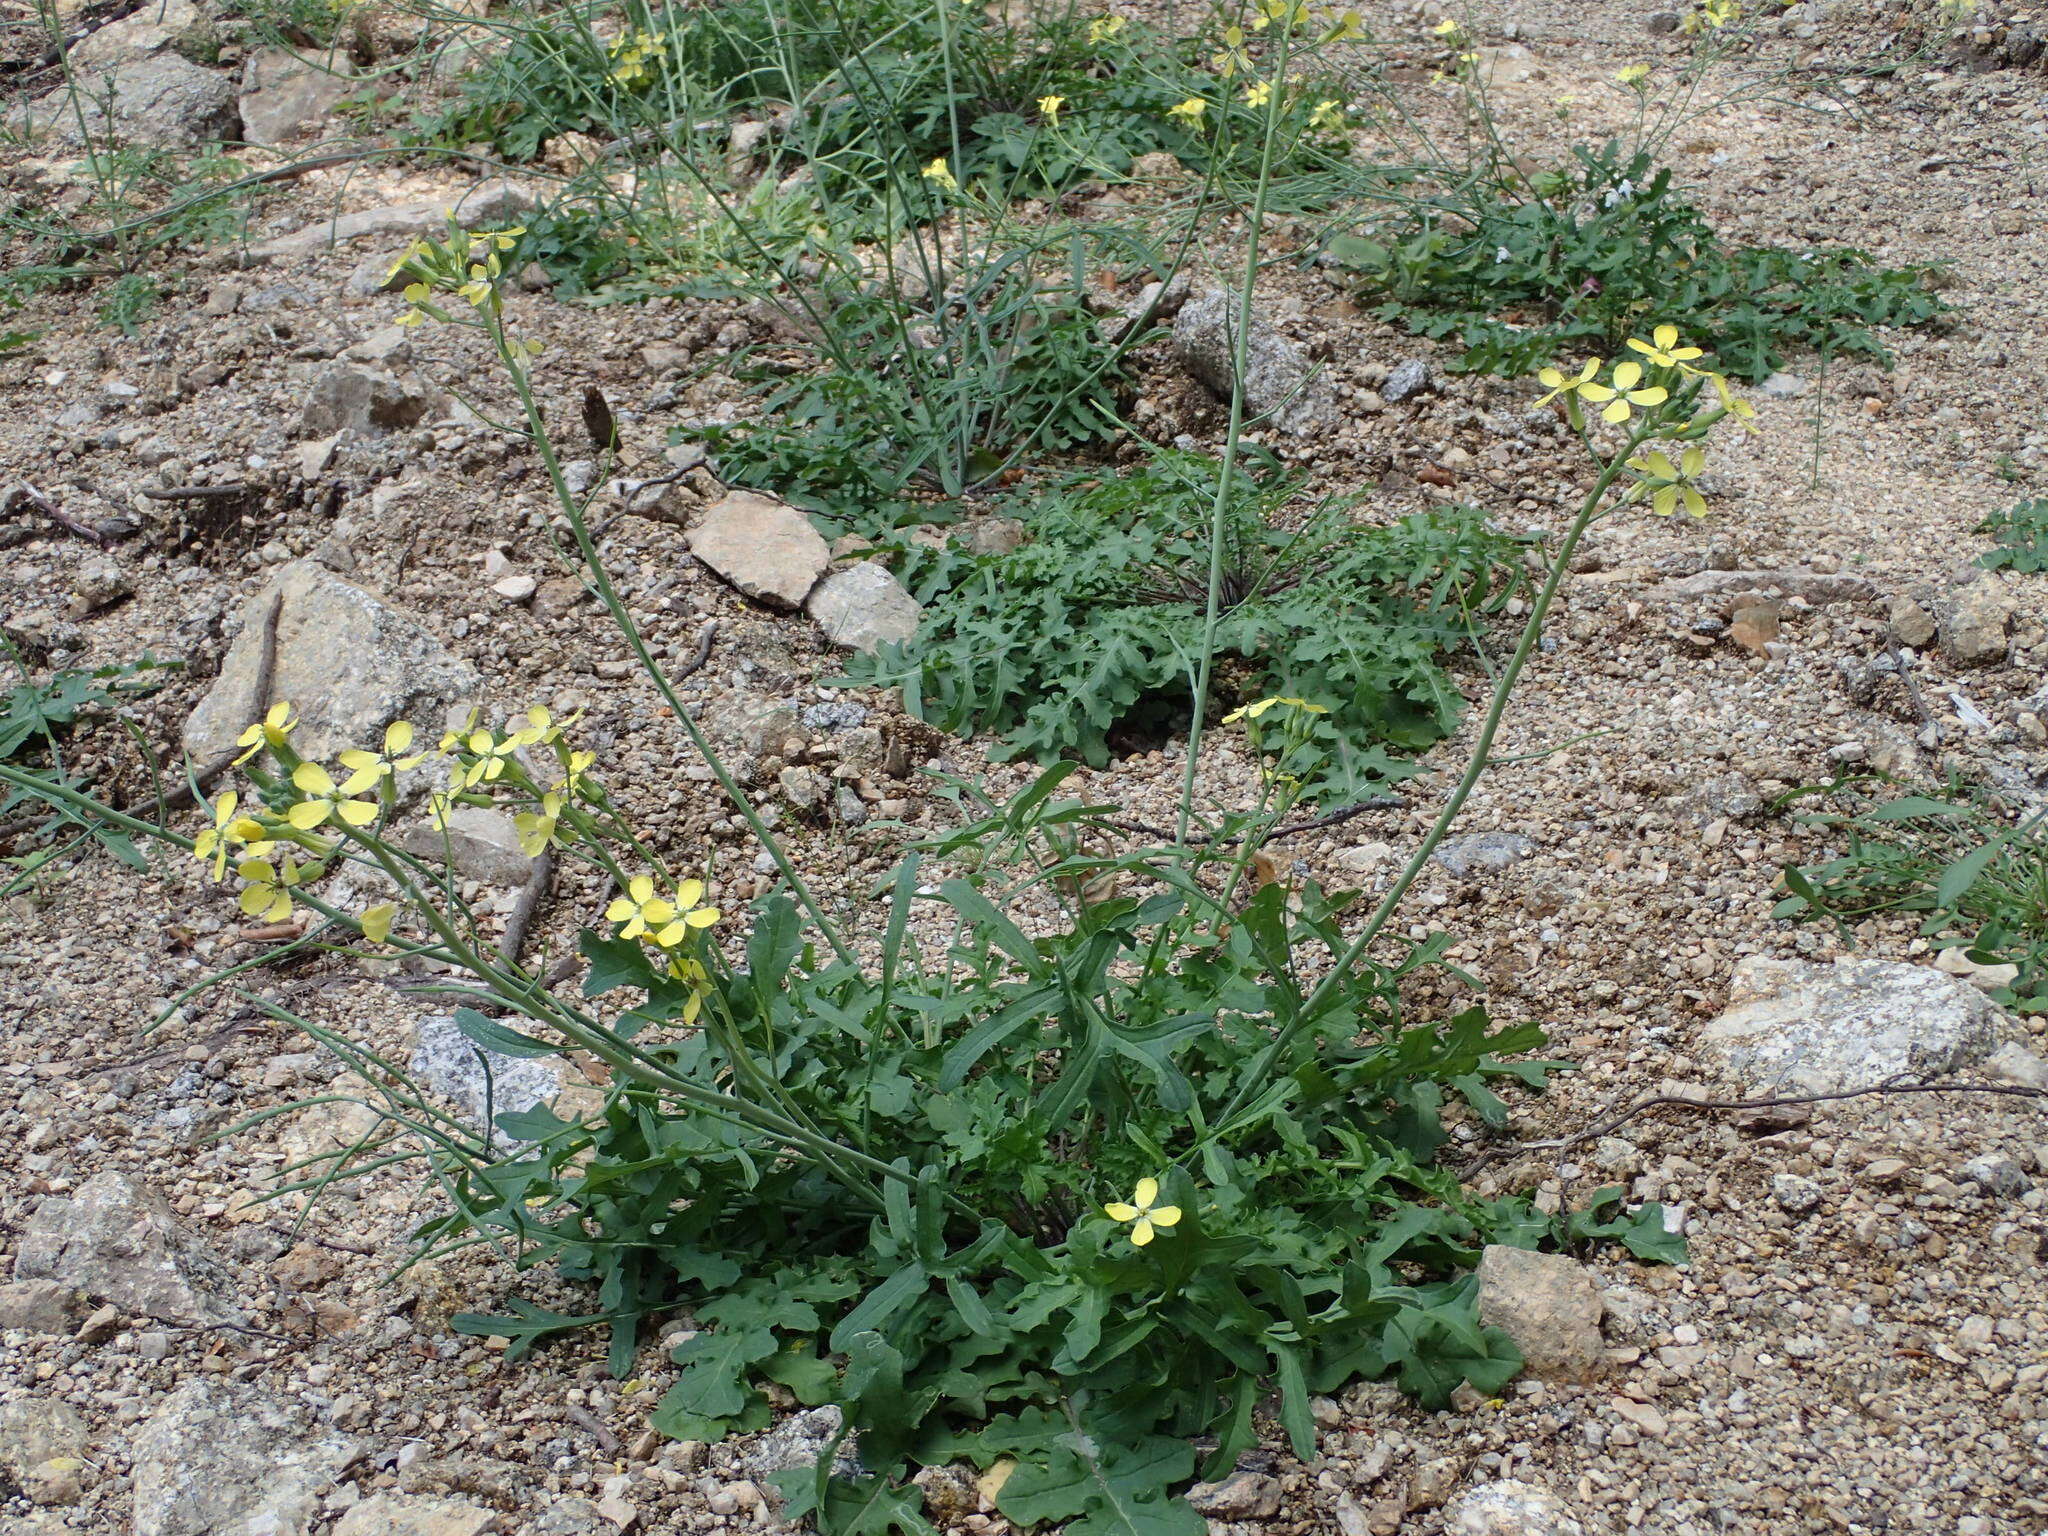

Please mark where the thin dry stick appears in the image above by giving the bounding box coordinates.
[5,482,111,547]
[139,483,254,502]
[497,850,554,967]
[1107,795,1404,849]
[1460,1076,2048,1178]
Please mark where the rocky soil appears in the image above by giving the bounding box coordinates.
[2,1,2047,1534]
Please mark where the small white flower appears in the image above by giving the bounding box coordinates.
[1495,245,1512,263]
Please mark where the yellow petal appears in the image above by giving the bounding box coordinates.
[1104,1203,1139,1222]
[641,901,677,928]
[360,904,395,942]
[1133,1177,1159,1208]
[292,761,336,796]
[287,801,331,830]
[1537,367,1565,387]
[686,907,720,928]
[1630,386,1668,407]
[387,721,415,753]
[1148,1205,1182,1228]
[605,897,636,922]
[1601,399,1630,424]
[340,765,384,796]
[266,702,293,729]
[238,884,274,916]
[1578,383,1614,402]
[653,920,689,948]
[1130,1220,1155,1246]
[337,799,379,827]
[675,878,705,908]
[262,891,294,923]
[1654,324,1678,349]
[1612,360,1642,390]
[628,875,654,903]
[1625,337,1655,357]
[214,791,238,824]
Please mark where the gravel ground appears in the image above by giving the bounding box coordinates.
[2,2,2047,1534]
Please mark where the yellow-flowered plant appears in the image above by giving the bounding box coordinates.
[1086,14,1125,43]
[193,791,273,880]
[606,874,721,947]
[1104,1177,1182,1247]
[287,761,382,830]
[1626,445,1710,518]
[233,701,295,766]
[608,27,669,89]
[338,721,425,788]
[391,217,531,333]
[1037,94,1065,126]
[1167,96,1208,125]
[1309,98,1345,130]
[1577,358,1667,424]
[921,157,958,193]
[1680,0,1739,33]
[1241,80,1272,109]
[1616,62,1651,85]
[236,852,314,922]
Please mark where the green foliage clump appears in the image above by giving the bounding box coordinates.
[1777,778,2048,1013]
[1328,143,1946,383]
[1975,498,2048,573]
[432,775,1678,1533]
[841,453,1524,801]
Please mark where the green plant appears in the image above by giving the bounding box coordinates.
[1326,142,1947,383]
[1976,498,2048,573]
[1776,778,2048,1013]
[842,452,1524,800]
[96,271,160,335]
[0,649,172,892]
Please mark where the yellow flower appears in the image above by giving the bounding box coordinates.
[1167,96,1208,125]
[1104,1177,1182,1247]
[1627,445,1710,518]
[1309,98,1345,130]
[360,902,396,943]
[650,878,721,948]
[1223,696,1329,724]
[1038,94,1065,125]
[385,240,430,281]
[1704,369,1758,426]
[338,721,425,788]
[1626,324,1705,370]
[1241,80,1272,109]
[193,791,273,881]
[1086,14,1125,43]
[921,157,958,192]
[469,226,525,254]
[1532,358,1599,408]
[667,954,712,1024]
[607,874,677,942]
[1431,15,1461,34]
[233,701,296,766]
[288,761,381,830]
[514,793,564,859]
[1322,9,1365,42]
[1616,63,1651,85]
[515,705,580,748]
[236,854,312,922]
[461,728,523,787]
[456,264,494,308]
[1577,359,1667,424]
[555,749,596,798]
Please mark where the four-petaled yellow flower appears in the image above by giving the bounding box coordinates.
[1038,94,1065,126]
[1241,80,1272,108]
[651,878,721,948]
[460,728,523,787]
[555,749,596,798]
[233,701,296,766]
[1105,1177,1182,1247]
[1168,96,1208,125]
[1626,324,1704,370]
[236,854,311,922]
[1577,359,1667,424]
[1533,358,1600,408]
[514,792,564,859]
[456,264,494,308]
[1087,14,1125,43]
[1627,445,1710,518]
[1431,15,1463,37]
[1616,63,1651,85]
[608,875,677,942]
[1310,98,1345,130]
[517,705,579,747]
[288,761,381,830]
[338,721,425,788]
[193,790,272,881]
[1224,696,1329,724]
[922,158,958,192]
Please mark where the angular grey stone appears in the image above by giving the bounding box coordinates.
[16,1172,243,1326]
[1185,1471,1283,1520]
[956,514,1028,557]
[25,55,239,148]
[1171,287,1334,437]
[1434,831,1534,877]
[1888,594,1937,649]
[390,805,538,886]
[410,1014,566,1148]
[182,558,480,770]
[1701,956,2024,1094]
[806,561,921,653]
[1475,1245,1606,1381]
[688,491,830,610]
[299,363,443,439]
[0,1400,90,1481]
[1771,1172,1823,1214]
[0,1279,86,1334]
[239,46,356,147]
[1647,567,1877,607]
[741,1406,860,1482]
[250,179,537,261]
[1443,1479,1588,1536]
[69,0,202,68]
[1957,1152,2030,1198]
[334,1492,500,1536]
[1941,583,2012,667]
[132,1379,359,1536]
[1382,357,1435,403]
